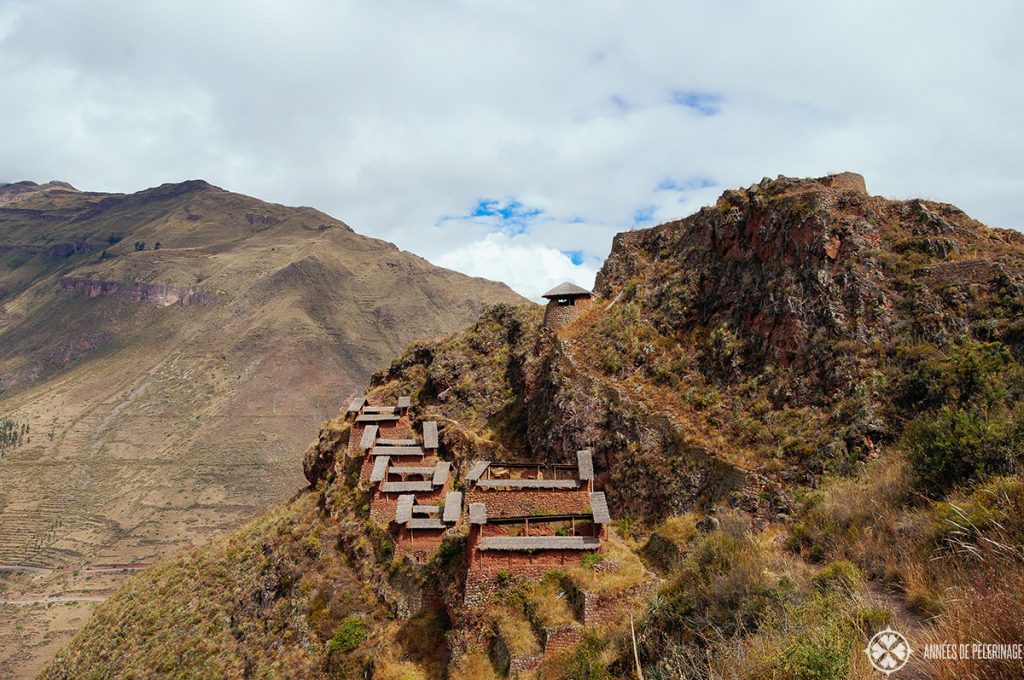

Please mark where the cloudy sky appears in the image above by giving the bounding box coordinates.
[1,1,1021,299]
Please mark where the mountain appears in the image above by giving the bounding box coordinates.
[42,174,1024,679]
[0,179,525,678]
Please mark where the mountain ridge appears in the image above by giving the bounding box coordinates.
[0,178,525,678]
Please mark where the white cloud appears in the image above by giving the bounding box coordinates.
[436,232,598,303]
[1,0,1022,298]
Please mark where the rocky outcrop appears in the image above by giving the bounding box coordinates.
[58,277,221,307]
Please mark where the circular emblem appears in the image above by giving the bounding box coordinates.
[865,626,912,675]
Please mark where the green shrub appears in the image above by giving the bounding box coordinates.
[775,632,850,680]
[903,406,1019,496]
[580,553,604,570]
[811,560,862,594]
[326,615,368,655]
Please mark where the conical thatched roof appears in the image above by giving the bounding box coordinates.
[541,281,591,299]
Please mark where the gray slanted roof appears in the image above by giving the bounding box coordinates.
[369,456,390,483]
[422,420,439,449]
[359,425,379,450]
[465,460,490,483]
[397,395,411,409]
[590,492,611,525]
[395,495,415,524]
[477,536,601,551]
[474,478,579,490]
[356,413,401,423]
[576,449,594,481]
[541,281,591,299]
[389,466,436,476]
[377,438,418,446]
[469,503,487,525]
[432,461,451,486]
[407,517,446,530]
[370,446,424,457]
[347,396,367,413]
[412,505,440,515]
[380,481,434,493]
[443,492,462,523]
[362,405,397,414]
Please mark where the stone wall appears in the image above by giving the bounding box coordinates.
[463,554,591,607]
[581,581,656,627]
[542,624,583,662]
[465,487,590,518]
[542,296,591,330]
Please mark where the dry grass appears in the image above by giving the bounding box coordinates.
[524,575,576,628]
[491,608,541,657]
[913,565,1024,679]
[567,528,651,593]
[449,649,501,680]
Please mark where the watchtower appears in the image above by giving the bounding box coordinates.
[541,282,592,330]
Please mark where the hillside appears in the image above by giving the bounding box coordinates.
[0,179,525,678]
[44,174,1024,679]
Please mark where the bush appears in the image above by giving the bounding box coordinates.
[811,561,862,595]
[903,406,1019,496]
[326,615,368,655]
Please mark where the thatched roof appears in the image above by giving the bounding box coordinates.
[474,478,579,490]
[422,421,439,449]
[576,449,594,481]
[477,536,600,551]
[433,461,451,486]
[465,460,490,483]
[359,425,379,450]
[469,503,487,525]
[443,492,463,523]
[407,518,446,530]
[369,456,389,483]
[589,492,610,524]
[381,481,434,493]
[395,495,415,524]
[541,282,591,299]
[356,413,400,423]
[370,446,424,457]
[389,466,435,476]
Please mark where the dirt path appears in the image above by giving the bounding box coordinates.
[0,564,53,574]
[864,580,930,637]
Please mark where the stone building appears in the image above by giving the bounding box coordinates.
[541,282,592,330]
[463,449,594,518]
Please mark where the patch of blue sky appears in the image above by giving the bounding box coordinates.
[561,249,585,266]
[438,198,543,236]
[656,177,716,192]
[670,90,722,116]
[633,206,656,225]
